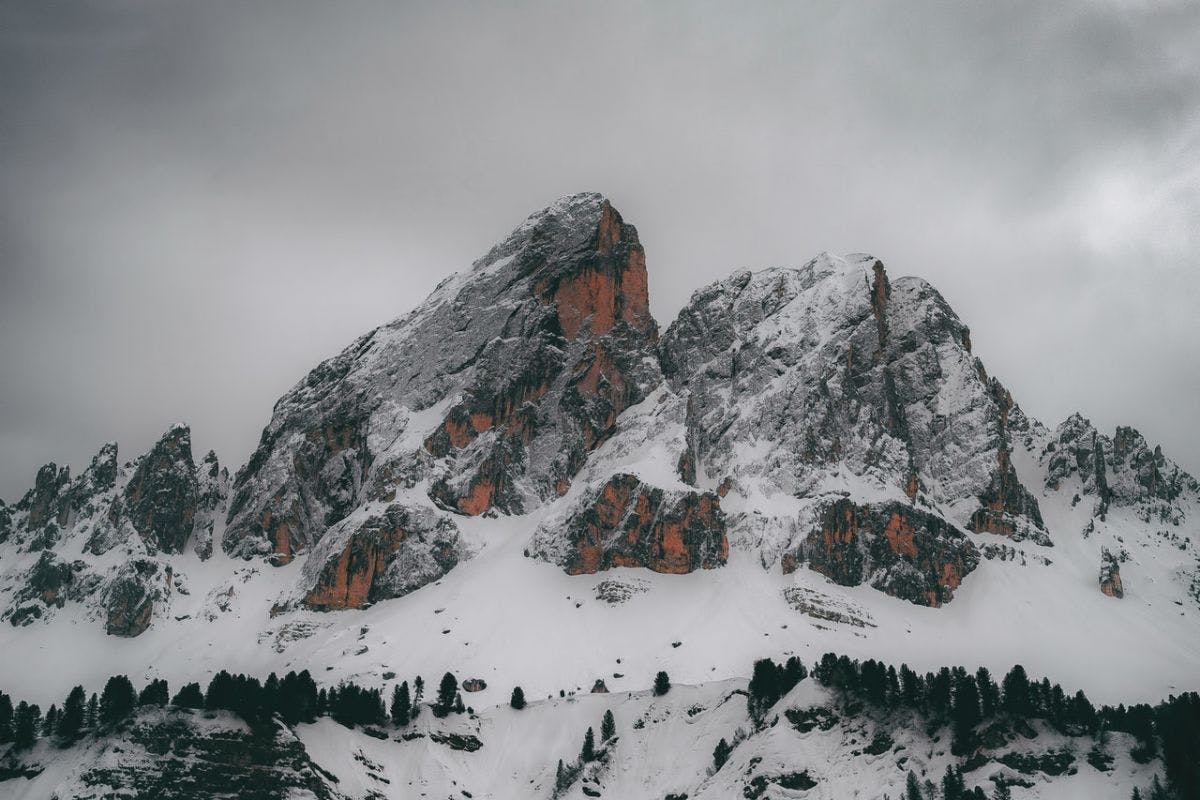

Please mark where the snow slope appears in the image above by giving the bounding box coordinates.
[0,194,1197,799]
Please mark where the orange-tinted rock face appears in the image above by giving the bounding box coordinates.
[883,512,918,559]
[457,476,496,517]
[556,474,726,575]
[304,526,406,611]
[425,199,659,517]
[303,505,462,611]
[552,201,654,340]
[618,246,653,336]
[1099,549,1124,599]
[554,267,620,341]
[269,516,293,565]
[968,382,1045,540]
[261,497,304,564]
[800,499,979,608]
[596,201,623,256]
[544,201,654,343]
[869,259,891,357]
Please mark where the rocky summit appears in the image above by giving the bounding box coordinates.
[1,194,1198,800]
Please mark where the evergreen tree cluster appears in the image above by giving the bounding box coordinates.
[432,672,467,718]
[326,681,385,728]
[0,667,436,752]
[0,675,145,751]
[201,669,320,725]
[747,656,807,722]
[808,652,1200,800]
[1,654,1195,800]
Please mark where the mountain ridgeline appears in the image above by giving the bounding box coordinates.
[1,192,1197,637]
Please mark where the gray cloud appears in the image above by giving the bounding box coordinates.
[2,0,1198,499]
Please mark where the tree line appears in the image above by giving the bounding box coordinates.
[797,652,1199,800]
[1,657,1195,800]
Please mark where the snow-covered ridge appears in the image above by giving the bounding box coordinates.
[0,192,1197,731]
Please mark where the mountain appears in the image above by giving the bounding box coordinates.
[1,193,1197,799]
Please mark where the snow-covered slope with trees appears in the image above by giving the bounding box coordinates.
[1,193,1197,799]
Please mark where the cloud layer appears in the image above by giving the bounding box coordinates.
[2,1,1198,498]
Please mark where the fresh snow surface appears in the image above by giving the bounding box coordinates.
[7,680,1159,800]
[0,458,1195,713]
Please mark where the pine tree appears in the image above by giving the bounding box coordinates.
[992,782,1012,800]
[100,675,137,726]
[57,686,86,742]
[435,672,457,717]
[139,678,169,707]
[172,682,205,709]
[453,692,465,715]
[600,709,616,741]
[653,671,671,696]
[748,658,784,721]
[976,667,999,719]
[1148,775,1168,800]
[13,702,40,750]
[713,737,732,771]
[1130,788,1142,800]
[905,770,923,800]
[952,673,982,755]
[510,686,526,710]
[784,656,808,688]
[391,681,411,726]
[942,764,965,800]
[581,726,596,762]
[555,759,568,791]
[0,692,12,743]
[899,664,923,709]
[1001,665,1032,718]
[42,704,58,737]
[86,693,98,729]
[205,670,236,711]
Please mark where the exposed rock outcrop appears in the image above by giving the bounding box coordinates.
[529,473,727,575]
[58,709,339,800]
[300,504,463,611]
[224,193,661,564]
[793,499,980,607]
[1044,413,1198,522]
[3,550,96,626]
[192,450,231,560]
[124,424,200,554]
[2,193,1196,641]
[1099,547,1124,598]
[967,383,1047,543]
[104,558,167,637]
[19,462,71,534]
[658,254,1049,567]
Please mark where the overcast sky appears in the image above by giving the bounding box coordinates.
[1,1,1198,500]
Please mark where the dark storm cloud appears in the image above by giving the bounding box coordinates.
[2,0,1198,499]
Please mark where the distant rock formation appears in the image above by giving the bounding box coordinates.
[301,504,462,611]
[792,499,979,608]
[529,473,727,575]
[1099,547,1124,599]
[224,193,661,567]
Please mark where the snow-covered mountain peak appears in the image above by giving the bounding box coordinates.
[1,197,1198,796]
